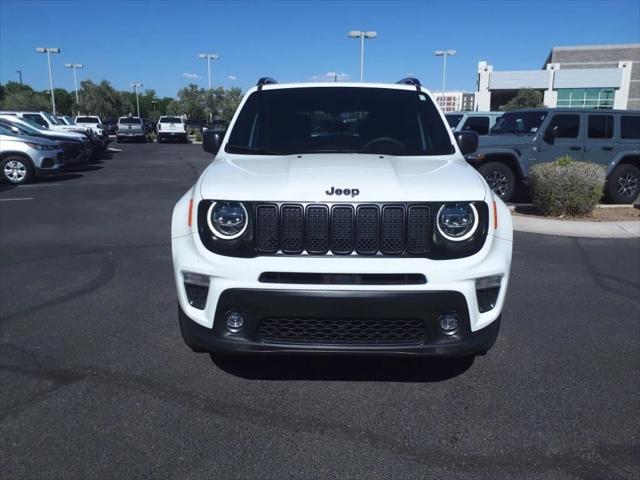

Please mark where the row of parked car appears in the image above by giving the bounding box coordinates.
[0,111,112,184]
[446,108,640,204]
[0,112,193,184]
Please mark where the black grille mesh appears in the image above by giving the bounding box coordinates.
[331,206,354,254]
[306,205,329,254]
[258,317,426,345]
[254,203,431,256]
[381,207,405,254]
[280,205,304,253]
[406,206,431,254]
[356,206,379,254]
[256,205,278,253]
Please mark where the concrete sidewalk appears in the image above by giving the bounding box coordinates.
[511,213,640,238]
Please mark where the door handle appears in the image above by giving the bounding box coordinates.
[602,146,613,151]
[569,146,582,151]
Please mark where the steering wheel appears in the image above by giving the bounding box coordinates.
[361,137,406,153]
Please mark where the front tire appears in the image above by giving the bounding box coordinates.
[1,156,33,185]
[606,164,640,204]
[478,162,516,202]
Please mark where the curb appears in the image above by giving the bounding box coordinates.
[509,206,640,238]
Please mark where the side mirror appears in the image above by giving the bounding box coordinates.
[203,129,224,155]
[454,130,478,156]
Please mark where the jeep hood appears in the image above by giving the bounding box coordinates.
[478,133,535,149]
[198,154,486,202]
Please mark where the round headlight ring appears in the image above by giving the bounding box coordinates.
[437,203,478,242]
[207,201,248,240]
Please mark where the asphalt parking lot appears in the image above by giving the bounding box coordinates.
[1,143,639,479]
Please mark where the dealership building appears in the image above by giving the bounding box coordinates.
[476,44,639,111]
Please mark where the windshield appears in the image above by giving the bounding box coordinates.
[491,111,547,134]
[445,114,463,128]
[119,117,142,124]
[2,118,42,135]
[76,116,99,123]
[226,87,453,156]
[64,116,76,125]
[43,112,60,125]
[160,117,183,123]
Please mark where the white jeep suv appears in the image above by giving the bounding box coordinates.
[172,78,512,357]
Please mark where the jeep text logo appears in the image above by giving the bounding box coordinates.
[325,186,360,197]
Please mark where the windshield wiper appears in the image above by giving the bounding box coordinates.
[225,144,283,155]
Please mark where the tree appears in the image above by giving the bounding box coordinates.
[53,88,74,115]
[76,80,124,119]
[169,84,206,120]
[0,82,50,111]
[218,87,243,123]
[500,89,544,111]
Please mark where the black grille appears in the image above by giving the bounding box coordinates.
[254,203,432,256]
[257,317,426,345]
[256,205,278,253]
[381,206,405,254]
[306,205,329,254]
[331,206,354,254]
[280,205,304,253]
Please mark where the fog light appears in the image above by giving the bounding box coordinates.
[225,311,245,333]
[438,312,460,335]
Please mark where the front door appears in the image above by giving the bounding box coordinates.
[537,113,584,164]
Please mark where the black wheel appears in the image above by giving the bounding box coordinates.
[606,164,640,204]
[1,156,33,185]
[478,162,516,202]
[116,137,123,143]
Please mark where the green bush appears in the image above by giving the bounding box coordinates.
[195,131,203,142]
[530,157,606,216]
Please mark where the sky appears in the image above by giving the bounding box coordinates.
[1,0,639,98]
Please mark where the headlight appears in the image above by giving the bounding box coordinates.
[437,203,478,241]
[25,142,54,151]
[207,201,248,239]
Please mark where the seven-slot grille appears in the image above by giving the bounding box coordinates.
[255,203,431,256]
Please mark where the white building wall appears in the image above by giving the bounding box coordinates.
[613,61,633,109]
[476,61,492,111]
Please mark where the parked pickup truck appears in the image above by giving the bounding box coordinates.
[157,116,187,143]
[466,108,640,203]
[116,116,147,143]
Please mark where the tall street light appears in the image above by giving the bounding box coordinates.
[348,30,377,82]
[65,63,84,104]
[36,47,60,114]
[130,83,143,117]
[16,70,22,85]
[198,53,219,90]
[434,49,456,95]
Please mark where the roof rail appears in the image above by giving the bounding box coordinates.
[395,77,422,87]
[257,77,278,89]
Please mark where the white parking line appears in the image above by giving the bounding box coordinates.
[108,148,123,152]
[0,197,34,202]
[15,183,62,188]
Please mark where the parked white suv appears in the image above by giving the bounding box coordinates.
[172,78,513,358]
[157,116,187,143]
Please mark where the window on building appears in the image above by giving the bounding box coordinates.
[556,88,615,109]
[621,115,640,139]
[546,114,580,139]
[462,116,490,135]
[588,115,614,139]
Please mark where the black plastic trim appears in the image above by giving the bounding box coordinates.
[258,272,427,285]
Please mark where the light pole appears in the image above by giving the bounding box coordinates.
[434,49,456,96]
[16,70,22,85]
[198,53,219,90]
[348,30,377,82]
[36,47,60,114]
[65,63,84,104]
[130,83,143,117]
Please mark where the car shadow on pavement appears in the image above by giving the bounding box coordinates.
[210,353,474,382]
[63,164,104,173]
